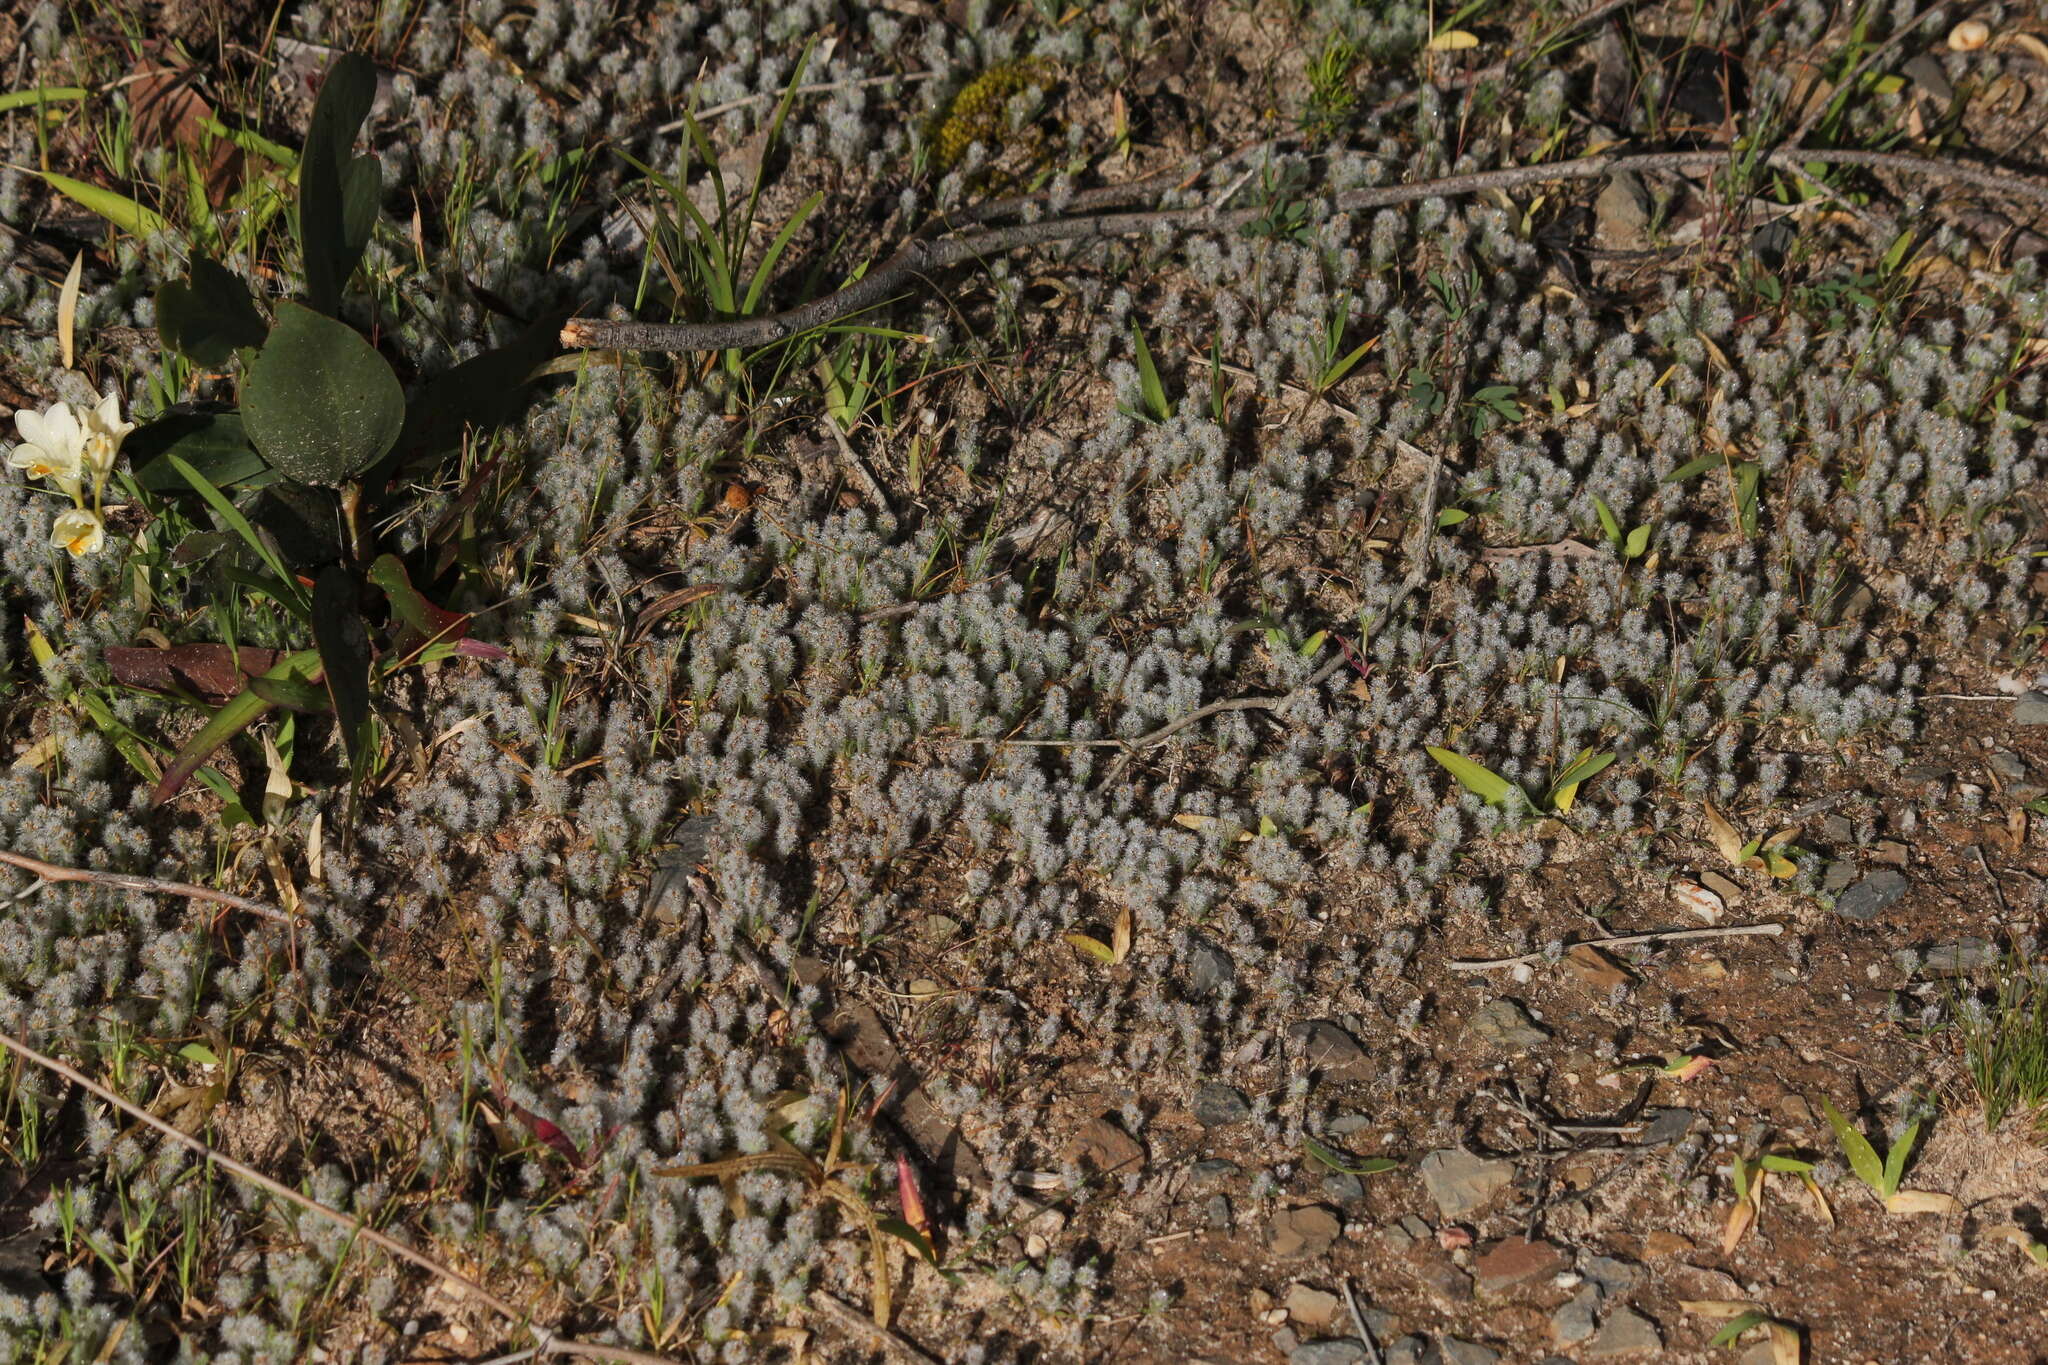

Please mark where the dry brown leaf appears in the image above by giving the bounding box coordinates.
[1112,904,1133,963]
[1722,1192,1757,1254]
[1768,1320,1804,1364]
[1801,1173,1834,1228]
[1679,1299,1766,1317]
[57,250,81,370]
[1884,1189,1960,1216]
[1996,31,2048,66]
[1702,801,1747,865]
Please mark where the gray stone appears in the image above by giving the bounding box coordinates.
[1469,999,1549,1052]
[1326,1112,1373,1137]
[1552,1285,1601,1343]
[1321,1171,1365,1205]
[1638,1108,1695,1146]
[1291,1342,1366,1365]
[1190,1157,1240,1186]
[1380,1216,1428,1252]
[1204,1193,1232,1230]
[1193,1082,1252,1128]
[1189,938,1236,998]
[1902,51,1954,102]
[1989,750,2028,782]
[1923,939,1995,975]
[1273,1328,1300,1356]
[1431,1339,1500,1365]
[1384,1338,1427,1365]
[1834,868,1909,922]
[1586,1307,1662,1358]
[1418,1148,1515,1217]
[1582,1255,1641,1296]
[1290,1020,1374,1082]
[1899,762,1951,785]
[2014,691,2048,725]
[1822,860,1858,893]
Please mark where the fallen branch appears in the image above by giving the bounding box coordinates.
[562,145,2048,354]
[807,1289,943,1365]
[1448,922,1785,972]
[0,849,297,927]
[0,1029,674,1365]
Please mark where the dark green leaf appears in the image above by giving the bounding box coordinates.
[312,567,374,781]
[242,302,404,485]
[130,410,274,492]
[247,675,334,712]
[1663,454,1722,483]
[156,257,268,366]
[298,52,381,314]
[387,309,567,473]
[1303,1135,1402,1177]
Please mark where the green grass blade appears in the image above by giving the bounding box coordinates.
[1881,1116,1920,1198]
[742,190,824,315]
[1592,494,1621,547]
[1663,454,1722,482]
[1131,322,1169,423]
[35,170,168,236]
[168,454,312,620]
[0,87,87,114]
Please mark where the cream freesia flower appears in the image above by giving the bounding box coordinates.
[9,400,86,496]
[77,391,134,484]
[50,507,105,557]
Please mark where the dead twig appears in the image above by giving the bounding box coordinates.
[563,145,2048,354]
[0,849,297,927]
[807,1289,943,1365]
[1448,922,1785,972]
[1480,539,1603,562]
[1340,1277,1385,1365]
[662,71,940,130]
[0,1029,675,1365]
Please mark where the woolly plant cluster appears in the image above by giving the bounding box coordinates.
[0,0,2041,1361]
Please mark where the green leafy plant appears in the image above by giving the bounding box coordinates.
[1425,745,1615,815]
[1301,32,1362,138]
[1953,948,2048,1132]
[1591,494,1653,563]
[1311,293,1377,395]
[1819,1096,1954,1214]
[1465,383,1522,436]
[1127,321,1172,424]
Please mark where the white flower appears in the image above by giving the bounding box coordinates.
[77,392,134,482]
[9,401,85,494]
[50,507,105,557]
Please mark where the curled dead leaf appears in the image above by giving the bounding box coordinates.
[1679,1299,1767,1318]
[1702,801,1747,865]
[1767,1320,1804,1365]
[1884,1189,1960,1216]
[1722,1192,1757,1254]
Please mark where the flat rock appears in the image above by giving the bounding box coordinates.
[1291,1342,1367,1365]
[1283,1284,1342,1330]
[1381,1215,1431,1252]
[1268,1204,1342,1258]
[1638,1108,1695,1146]
[1582,1254,1641,1296]
[1322,1171,1366,1205]
[1834,868,1908,922]
[1193,1082,1252,1128]
[1586,1307,1662,1358]
[1290,1020,1374,1082]
[1384,1338,1427,1365]
[1326,1112,1373,1136]
[1469,999,1549,1052]
[1563,944,1631,994]
[1595,171,1654,247]
[2014,691,2048,725]
[1405,1250,1474,1302]
[1190,1157,1240,1186]
[1189,938,1236,998]
[1475,1235,1566,1295]
[1552,1285,1601,1343]
[1206,1193,1232,1231]
[1822,859,1858,893]
[1922,939,1995,975]
[1431,1341,1500,1365]
[1419,1149,1515,1217]
[1064,1115,1145,1176]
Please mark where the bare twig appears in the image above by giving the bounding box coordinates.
[661,71,940,130]
[0,849,297,926]
[1480,539,1603,562]
[562,144,2048,354]
[1448,922,1785,972]
[808,1289,943,1365]
[0,1029,675,1365]
[1340,1277,1385,1365]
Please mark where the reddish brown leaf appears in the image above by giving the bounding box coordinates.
[129,68,243,203]
[107,644,284,702]
[896,1151,932,1243]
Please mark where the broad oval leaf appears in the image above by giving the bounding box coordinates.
[129,410,273,493]
[298,52,382,314]
[242,302,404,484]
[157,256,268,366]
